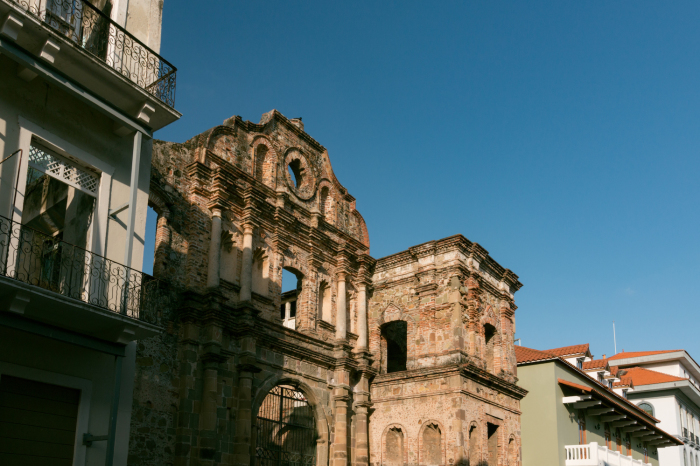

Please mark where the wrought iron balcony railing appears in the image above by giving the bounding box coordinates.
[7,0,177,107]
[0,213,175,327]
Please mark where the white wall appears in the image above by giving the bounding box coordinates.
[0,55,151,271]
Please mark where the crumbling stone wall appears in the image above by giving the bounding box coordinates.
[129,110,526,466]
[368,237,525,466]
[130,110,375,466]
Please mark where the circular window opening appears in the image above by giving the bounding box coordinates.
[288,159,304,188]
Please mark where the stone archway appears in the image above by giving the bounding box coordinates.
[252,377,330,466]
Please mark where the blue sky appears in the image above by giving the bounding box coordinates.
[144,1,700,359]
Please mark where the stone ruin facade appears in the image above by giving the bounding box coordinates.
[129,110,526,466]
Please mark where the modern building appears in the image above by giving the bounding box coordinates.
[125,110,527,466]
[0,0,180,464]
[516,345,683,466]
[607,350,700,466]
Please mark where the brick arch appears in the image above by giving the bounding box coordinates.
[205,126,242,169]
[467,421,481,466]
[418,419,446,466]
[481,305,502,374]
[280,250,310,280]
[251,135,277,188]
[381,423,408,466]
[378,303,418,326]
[252,374,331,466]
[316,179,336,224]
[352,210,370,249]
[148,185,171,217]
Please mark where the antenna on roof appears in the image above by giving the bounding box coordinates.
[514,338,521,346]
[613,321,617,355]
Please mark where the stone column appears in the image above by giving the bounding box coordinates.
[200,362,219,431]
[356,284,368,350]
[239,224,255,301]
[153,209,170,277]
[336,273,347,340]
[353,373,371,466]
[332,388,350,466]
[206,208,222,288]
[233,363,260,466]
[354,404,370,466]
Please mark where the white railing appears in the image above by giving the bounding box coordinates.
[565,443,651,466]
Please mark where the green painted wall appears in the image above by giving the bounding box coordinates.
[517,361,561,466]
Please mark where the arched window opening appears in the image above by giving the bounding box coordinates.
[318,281,332,323]
[469,424,479,466]
[252,248,269,297]
[347,284,355,334]
[381,321,407,373]
[288,159,304,188]
[281,268,303,330]
[255,144,268,181]
[422,423,442,466]
[484,324,497,373]
[487,423,499,466]
[385,427,404,466]
[638,402,654,417]
[508,437,517,466]
[319,187,330,217]
[256,385,317,466]
[142,205,158,275]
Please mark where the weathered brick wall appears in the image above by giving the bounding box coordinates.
[128,328,181,465]
[130,110,374,466]
[368,236,525,466]
[130,109,524,466]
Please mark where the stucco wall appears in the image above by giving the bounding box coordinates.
[517,362,561,466]
[0,54,151,271]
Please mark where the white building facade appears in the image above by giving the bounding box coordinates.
[608,351,700,466]
[0,0,180,464]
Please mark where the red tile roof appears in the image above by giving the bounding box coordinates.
[558,378,592,393]
[607,350,682,361]
[621,367,688,386]
[515,345,557,363]
[613,377,633,388]
[517,345,680,439]
[582,359,609,371]
[543,344,590,357]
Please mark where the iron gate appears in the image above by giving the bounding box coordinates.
[256,385,317,466]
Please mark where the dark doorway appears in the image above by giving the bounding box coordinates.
[487,423,499,466]
[381,321,407,373]
[256,385,317,466]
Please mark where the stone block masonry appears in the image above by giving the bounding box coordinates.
[129,109,527,466]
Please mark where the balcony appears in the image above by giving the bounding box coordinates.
[0,213,175,342]
[0,0,180,130]
[565,443,651,466]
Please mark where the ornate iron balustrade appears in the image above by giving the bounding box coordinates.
[0,214,175,326]
[7,0,177,107]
